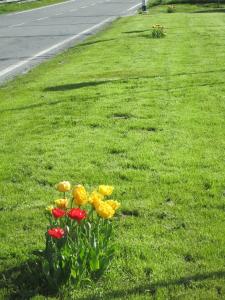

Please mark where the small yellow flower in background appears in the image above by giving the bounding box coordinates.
[54,198,68,209]
[96,202,115,219]
[73,185,88,206]
[56,181,71,193]
[98,185,114,196]
[45,205,54,213]
[89,191,104,208]
[105,200,120,210]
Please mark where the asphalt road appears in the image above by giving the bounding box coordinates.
[0,0,141,83]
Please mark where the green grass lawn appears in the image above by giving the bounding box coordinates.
[148,0,225,7]
[148,2,225,12]
[0,0,66,15]
[0,4,225,299]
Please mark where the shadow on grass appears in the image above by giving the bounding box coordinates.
[44,80,112,91]
[0,259,56,300]
[78,270,225,300]
[0,99,63,113]
[1,259,225,300]
[44,72,225,93]
[78,38,116,47]
[193,8,225,13]
[122,29,150,34]
[1,69,225,113]
[0,79,117,113]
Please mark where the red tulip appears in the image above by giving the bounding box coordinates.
[48,227,65,239]
[52,208,66,218]
[68,208,86,222]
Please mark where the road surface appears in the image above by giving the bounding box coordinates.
[0,0,141,83]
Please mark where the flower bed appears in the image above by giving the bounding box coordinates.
[40,181,120,290]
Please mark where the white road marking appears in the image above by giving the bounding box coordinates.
[36,16,49,21]
[9,22,25,27]
[70,8,77,11]
[127,3,141,11]
[7,0,76,16]
[0,17,114,79]
[81,6,87,8]
[55,12,63,15]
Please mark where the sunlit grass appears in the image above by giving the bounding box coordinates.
[0,4,225,299]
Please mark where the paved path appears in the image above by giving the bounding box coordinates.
[0,0,141,83]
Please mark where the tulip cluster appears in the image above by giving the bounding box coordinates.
[152,24,166,39]
[40,181,120,289]
[167,4,175,13]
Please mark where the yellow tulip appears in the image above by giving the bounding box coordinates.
[54,198,68,209]
[96,202,115,219]
[56,181,71,193]
[98,185,114,196]
[45,205,54,213]
[105,200,120,210]
[73,185,88,206]
[89,190,104,208]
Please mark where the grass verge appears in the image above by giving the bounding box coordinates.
[0,4,225,300]
[147,2,225,12]
[148,0,225,7]
[0,0,66,15]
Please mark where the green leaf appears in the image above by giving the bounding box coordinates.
[42,260,50,277]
